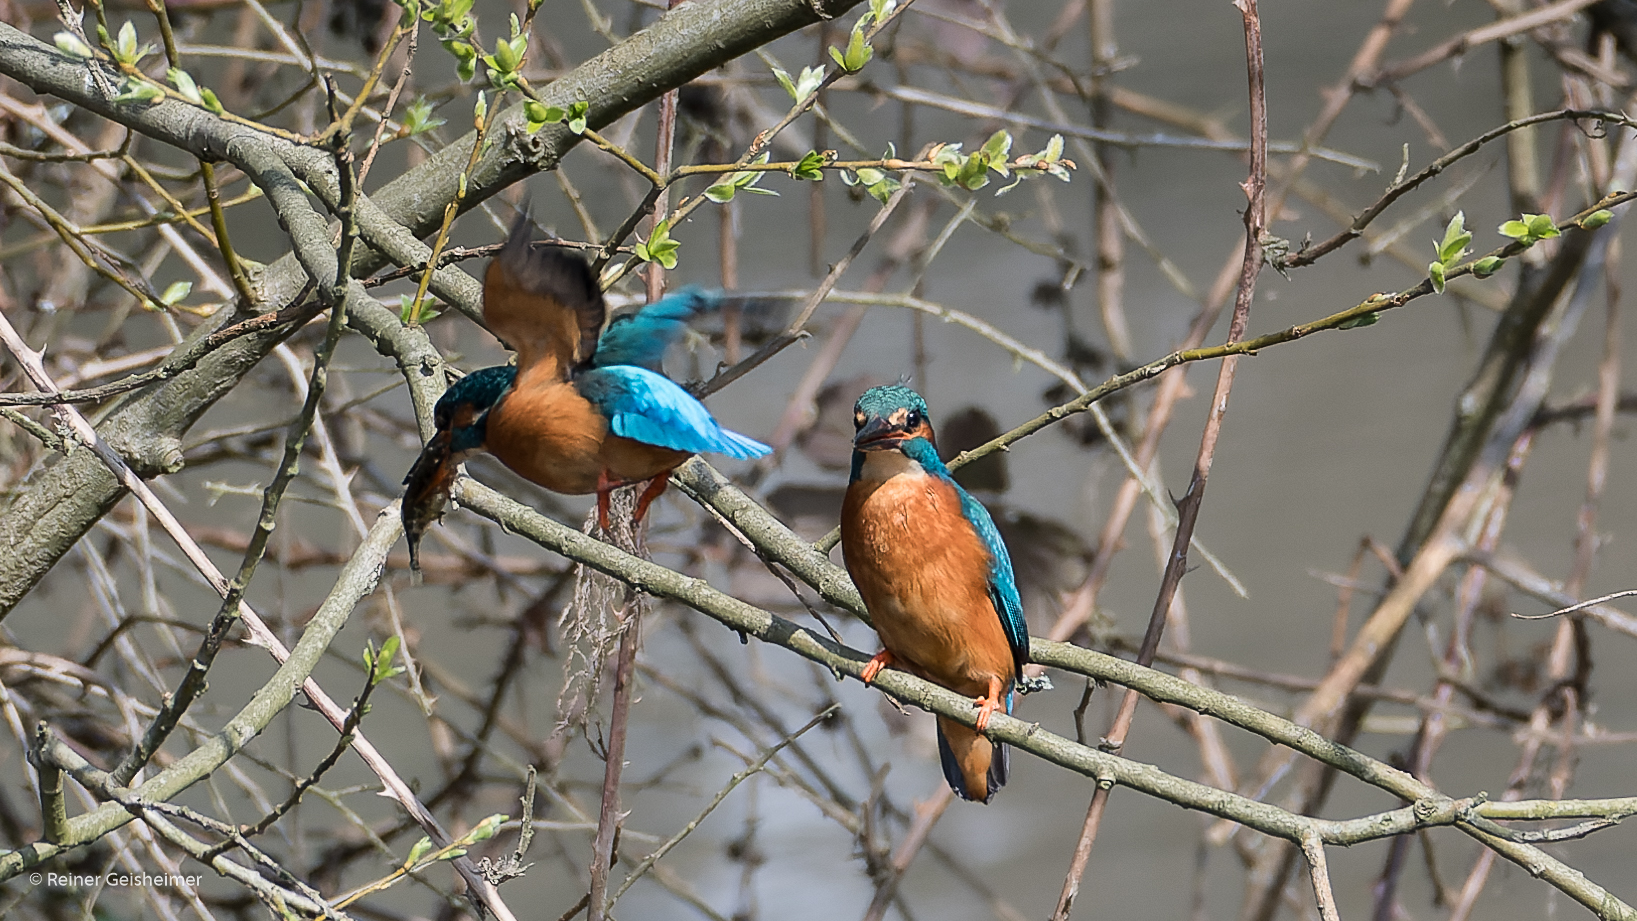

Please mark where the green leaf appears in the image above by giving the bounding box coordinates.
[1337,312,1380,330]
[159,281,192,306]
[168,68,203,105]
[1472,255,1504,278]
[1435,211,1471,265]
[993,175,1026,196]
[116,22,137,58]
[444,39,477,82]
[774,65,824,101]
[198,87,224,115]
[1498,219,1530,241]
[54,32,94,60]
[403,837,434,870]
[377,636,400,672]
[772,67,797,100]
[834,24,872,73]
[794,65,825,100]
[792,150,827,181]
[1526,213,1559,238]
[523,100,566,134]
[867,177,900,203]
[403,98,446,136]
[490,32,525,82]
[567,100,588,135]
[400,293,429,324]
[1582,209,1614,230]
[869,0,897,21]
[956,153,989,190]
[712,155,775,199]
[113,21,150,63]
[1428,260,1446,294]
[112,77,165,104]
[636,219,680,269]
[468,814,508,842]
[980,129,1012,164]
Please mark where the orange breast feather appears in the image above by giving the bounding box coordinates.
[484,374,608,495]
[841,471,1015,699]
[484,370,691,496]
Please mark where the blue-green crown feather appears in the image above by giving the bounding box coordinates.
[853,383,929,421]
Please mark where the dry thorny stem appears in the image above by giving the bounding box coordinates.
[5,1,1637,920]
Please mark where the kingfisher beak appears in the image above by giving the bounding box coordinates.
[854,416,904,450]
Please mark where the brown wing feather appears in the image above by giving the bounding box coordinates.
[483,214,606,375]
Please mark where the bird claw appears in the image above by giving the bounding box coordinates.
[632,471,671,523]
[974,696,1002,732]
[974,676,1006,732]
[861,650,895,685]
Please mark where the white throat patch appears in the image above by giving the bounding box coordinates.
[860,449,926,482]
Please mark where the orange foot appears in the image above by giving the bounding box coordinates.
[632,471,672,524]
[860,650,896,685]
[973,676,1006,732]
[595,468,625,532]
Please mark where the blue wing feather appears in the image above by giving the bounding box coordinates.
[901,438,1029,677]
[593,287,718,372]
[576,365,769,459]
[957,488,1030,677]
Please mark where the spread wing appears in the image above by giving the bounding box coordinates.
[594,287,718,373]
[574,365,769,458]
[483,215,605,376]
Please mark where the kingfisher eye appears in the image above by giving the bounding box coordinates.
[905,410,921,427]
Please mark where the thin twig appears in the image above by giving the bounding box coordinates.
[1051,2,1267,914]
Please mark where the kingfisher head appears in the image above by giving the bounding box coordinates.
[435,365,518,454]
[852,384,936,453]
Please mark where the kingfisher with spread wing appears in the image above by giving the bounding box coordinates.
[403,215,768,573]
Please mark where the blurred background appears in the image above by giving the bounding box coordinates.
[3,0,1637,919]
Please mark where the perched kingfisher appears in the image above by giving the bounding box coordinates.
[840,385,1030,803]
[402,215,770,574]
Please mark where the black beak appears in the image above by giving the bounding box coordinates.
[854,416,904,450]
